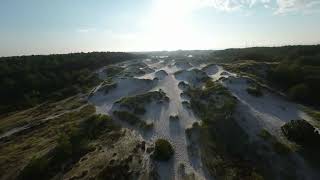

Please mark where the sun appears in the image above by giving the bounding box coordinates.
[142,0,199,51]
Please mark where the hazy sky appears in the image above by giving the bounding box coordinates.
[1,0,320,56]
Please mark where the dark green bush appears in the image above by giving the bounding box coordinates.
[18,156,49,180]
[153,139,174,161]
[169,115,179,121]
[246,86,263,97]
[268,56,320,105]
[113,110,141,125]
[81,114,116,139]
[113,110,150,130]
[288,83,309,102]
[103,66,124,76]
[116,91,167,114]
[272,141,291,155]
[281,119,320,148]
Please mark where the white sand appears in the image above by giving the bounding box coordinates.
[89,77,156,113]
[222,76,313,138]
[89,57,319,180]
[90,59,207,180]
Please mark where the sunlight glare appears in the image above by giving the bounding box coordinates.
[144,0,201,50]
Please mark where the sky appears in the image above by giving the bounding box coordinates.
[0,0,320,56]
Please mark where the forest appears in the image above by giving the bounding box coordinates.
[212,45,320,62]
[212,45,320,106]
[1,45,320,115]
[0,52,143,115]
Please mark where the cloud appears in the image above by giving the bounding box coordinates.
[185,0,320,14]
[194,0,271,11]
[76,28,96,33]
[198,0,253,12]
[275,0,320,14]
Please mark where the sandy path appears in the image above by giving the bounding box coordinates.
[90,59,208,179]
[143,72,206,180]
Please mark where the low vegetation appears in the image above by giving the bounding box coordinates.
[169,115,179,121]
[258,129,272,140]
[181,101,191,108]
[258,129,292,155]
[188,81,236,119]
[186,81,264,179]
[175,69,210,86]
[113,110,152,130]
[102,65,125,77]
[18,114,117,180]
[100,82,117,94]
[302,107,320,123]
[281,119,320,149]
[246,85,263,97]
[116,90,168,114]
[0,101,96,179]
[185,122,200,138]
[178,81,190,90]
[213,45,320,107]
[268,58,320,105]
[113,110,141,125]
[222,60,278,83]
[153,139,174,161]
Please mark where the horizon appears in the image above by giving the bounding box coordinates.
[1,0,320,56]
[1,43,320,58]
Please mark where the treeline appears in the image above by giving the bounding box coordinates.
[0,52,143,114]
[212,45,320,62]
[213,45,320,106]
[268,55,320,105]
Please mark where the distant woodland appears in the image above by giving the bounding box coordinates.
[0,52,143,114]
[212,45,320,106]
[1,45,320,114]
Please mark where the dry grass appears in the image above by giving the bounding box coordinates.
[0,97,95,180]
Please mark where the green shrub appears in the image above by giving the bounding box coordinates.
[258,129,291,155]
[249,172,264,180]
[153,139,174,161]
[303,107,320,122]
[101,82,117,94]
[246,85,263,97]
[81,114,116,139]
[103,66,124,76]
[205,80,216,89]
[185,122,200,138]
[18,156,49,180]
[113,110,141,125]
[53,127,91,165]
[281,119,320,148]
[116,91,167,114]
[140,122,154,130]
[182,101,191,108]
[272,141,291,155]
[169,115,179,121]
[113,110,150,130]
[267,55,320,105]
[258,129,272,140]
[288,83,309,102]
